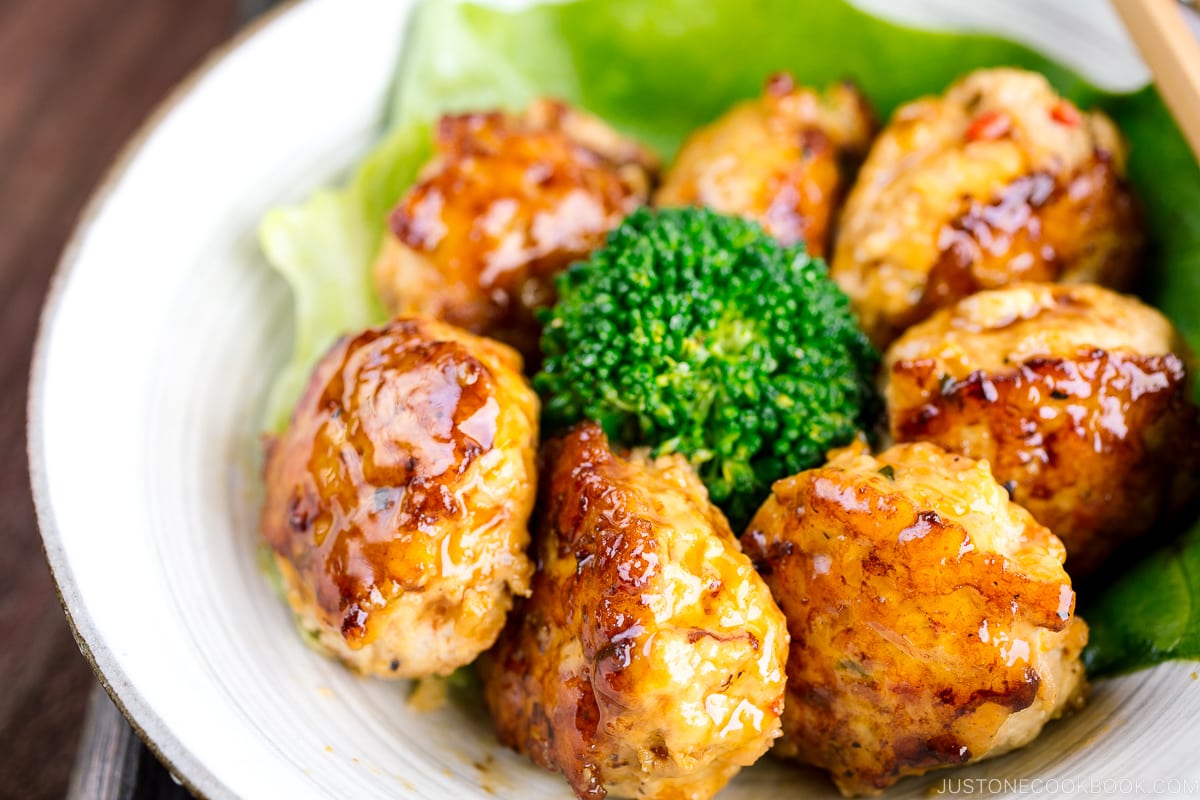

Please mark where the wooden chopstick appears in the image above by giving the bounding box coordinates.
[1112,0,1200,162]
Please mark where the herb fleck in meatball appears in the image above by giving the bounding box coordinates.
[482,422,788,800]
[374,99,658,361]
[261,317,538,678]
[656,73,875,257]
[832,68,1141,346]
[743,441,1088,796]
[884,283,1199,575]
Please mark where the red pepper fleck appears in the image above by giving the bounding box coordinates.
[765,71,796,97]
[965,110,1012,142]
[1050,100,1081,127]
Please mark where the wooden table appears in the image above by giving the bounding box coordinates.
[1,2,240,796]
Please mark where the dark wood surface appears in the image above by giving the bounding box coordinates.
[1,2,238,797]
[68,690,191,800]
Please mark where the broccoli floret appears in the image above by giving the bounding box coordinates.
[536,207,879,527]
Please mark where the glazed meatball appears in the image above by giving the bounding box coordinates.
[884,283,1199,575]
[261,317,538,678]
[655,73,875,257]
[831,68,1141,346]
[482,423,788,800]
[743,441,1088,797]
[374,99,658,360]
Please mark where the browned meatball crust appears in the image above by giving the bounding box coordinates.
[884,283,1200,575]
[832,68,1141,346]
[655,73,875,257]
[743,441,1088,796]
[261,317,538,677]
[482,423,788,800]
[374,99,658,360]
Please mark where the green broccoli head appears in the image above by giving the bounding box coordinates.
[535,206,879,527]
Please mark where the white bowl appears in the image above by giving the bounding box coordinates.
[28,1,1200,798]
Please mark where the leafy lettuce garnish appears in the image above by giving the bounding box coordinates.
[258,0,1200,674]
[1083,525,1200,675]
[259,124,430,432]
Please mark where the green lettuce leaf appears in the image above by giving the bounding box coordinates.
[1083,523,1200,676]
[258,123,432,431]
[258,0,1200,673]
[1079,88,1200,676]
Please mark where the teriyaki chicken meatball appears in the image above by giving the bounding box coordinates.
[656,73,875,257]
[261,317,539,678]
[884,283,1199,575]
[832,68,1141,346]
[743,441,1088,796]
[374,99,658,361]
[483,423,788,800]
